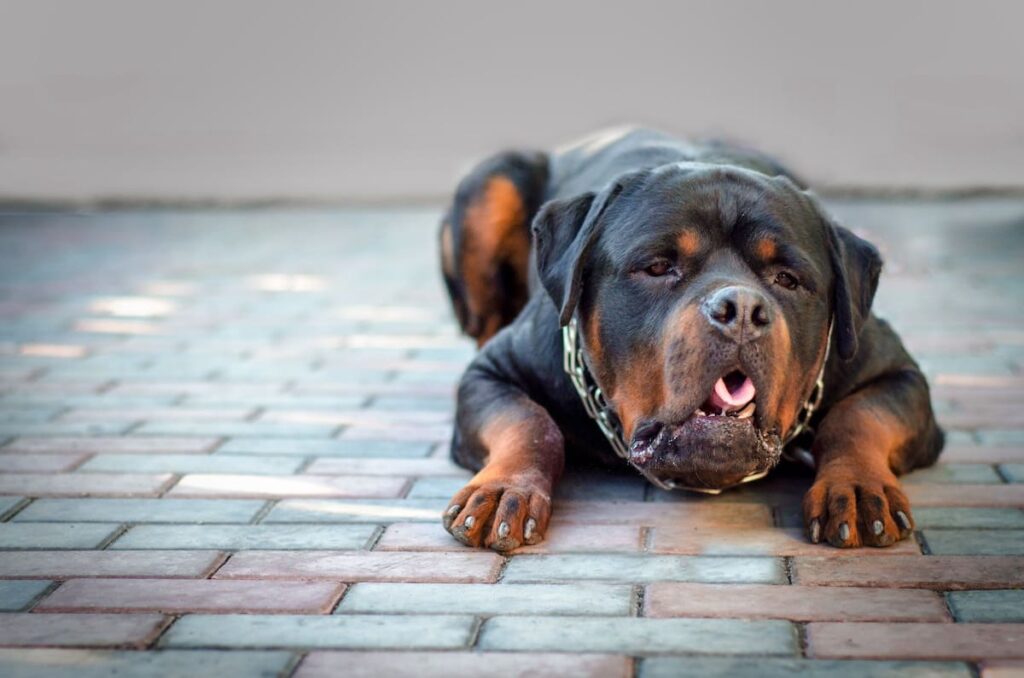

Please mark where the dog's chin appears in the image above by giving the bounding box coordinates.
[628,410,783,491]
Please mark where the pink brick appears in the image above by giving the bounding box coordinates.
[304,458,468,476]
[553,501,774,528]
[74,319,162,334]
[60,407,255,422]
[0,454,88,472]
[808,622,1024,660]
[645,583,949,622]
[261,409,451,426]
[795,556,1024,589]
[651,527,922,556]
[906,484,1024,507]
[339,424,453,443]
[166,474,406,499]
[939,404,1024,429]
[37,578,345,614]
[0,613,167,648]
[215,550,502,583]
[941,446,1024,464]
[0,473,174,497]
[295,651,630,678]
[2,437,221,454]
[376,522,642,553]
[0,550,225,578]
[110,382,286,396]
[982,661,1024,678]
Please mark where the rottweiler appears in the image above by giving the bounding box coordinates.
[438,127,944,551]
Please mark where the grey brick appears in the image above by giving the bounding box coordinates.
[480,616,796,654]
[161,614,476,649]
[265,498,445,523]
[923,529,1024,555]
[112,524,376,550]
[217,438,433,458]
[79,453,304,475]
[0,580,52,611]
[0,649,293,678]
[0,523,119,549]
[947,589,1024,622]
[502,554,784,584]
[640,658,972,678]
[14,498,265,523]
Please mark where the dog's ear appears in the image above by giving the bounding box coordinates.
[532,180,626,326]
[825,213,883,361]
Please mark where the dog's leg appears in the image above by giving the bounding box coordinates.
[803,369,944,548]
[443,359,564,552]
[440,150,549,346]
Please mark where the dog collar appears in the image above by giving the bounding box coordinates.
[561,317,832,494]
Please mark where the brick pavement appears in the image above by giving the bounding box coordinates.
[0,201,1021,676]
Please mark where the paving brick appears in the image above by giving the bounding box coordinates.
[639,657,972,678]
[651,527,922,556]
[0,550,224,578]
[161,613,475,649]
[166,473,406,499]
[902,464,1003,484]
[0,523,119,549]
[552,500,774,527]
[134,421,338,438]
[0,581,52,611]
[645,582,949,621]
[61,407,255,422]
[304,458,467,476]
[906,484,1024,507]
[376,522,642,553]
[265,498,444,523]
[259,409,451,426]
[405,477,472,498]
[338,582,632,615]
[0,422,133,437]
[111,523,377,550]
[0,473,174,497]
[216,438,433,457]
[982,662,1024,678]
[1001,464,1024,482]
[807,622,1024,660]
[1,437,221,454]
[37,578,345,614]
[0,613,167,648]
[941,446,1024,464]
[216,550,502,583]
[914,507,1024,529]
[502,554,784,584]
[794,556,1024,589]
[948,590,1024,622]
[296,651,630,678]
[79,453,304,475]
[0,649,295,678]
[923,529,1024,555]
[13,498,265,523]
[0,454,87,472]
[0,497,22,518]
[479,616,796,654]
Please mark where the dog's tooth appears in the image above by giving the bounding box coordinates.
[695,408,706,417]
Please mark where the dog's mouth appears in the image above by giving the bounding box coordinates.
[694,369,757,420]
[627,368,779,489]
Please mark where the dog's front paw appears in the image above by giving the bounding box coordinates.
[802,462,914,548]
[442,468,552,552]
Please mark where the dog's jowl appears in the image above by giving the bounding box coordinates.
[438,128,944,551]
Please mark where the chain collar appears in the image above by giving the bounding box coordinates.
[562,317,833,494]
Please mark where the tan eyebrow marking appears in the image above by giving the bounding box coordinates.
[755,237,777,261]
[677,230,701,257]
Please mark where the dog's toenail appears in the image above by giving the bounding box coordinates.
[810,519,821,544]
[524,518,536,540]
[498,522,510,538]
[872,520,884,536]
[896,511,912,531]
[839,523,850,542]
[464,515,475,529]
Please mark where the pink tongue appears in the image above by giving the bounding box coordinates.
[708,375,756,411]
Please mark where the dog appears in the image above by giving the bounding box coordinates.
[438,127,944,551]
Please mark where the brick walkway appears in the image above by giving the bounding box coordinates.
[0,202,1021,677]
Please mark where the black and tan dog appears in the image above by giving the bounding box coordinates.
[438,127,943,551]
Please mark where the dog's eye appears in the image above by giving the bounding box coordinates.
[643,260,673,277]
[774,271,799,290]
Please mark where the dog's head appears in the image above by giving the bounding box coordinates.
[534,164,881,490]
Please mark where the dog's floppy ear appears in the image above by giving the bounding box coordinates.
[532,180,625,326]
[824,213,883,361]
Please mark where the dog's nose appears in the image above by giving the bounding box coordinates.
[701,285,773,342]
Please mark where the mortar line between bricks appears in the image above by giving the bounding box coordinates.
[23,580,63,612]
[250,499,278,524]
[246,406,265,422]
[794,622,809,658]
[0,497,32,521]
[280,651,307,678]
[994,463,1013,483]
[364,525,386,550]
[147,613,180,650]
[97,522,132,549]
[465,615,485,649]
[915,529,931,555]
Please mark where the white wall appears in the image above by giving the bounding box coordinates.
[2,0,1022,202]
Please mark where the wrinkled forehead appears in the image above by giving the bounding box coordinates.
[600,163,827,258]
